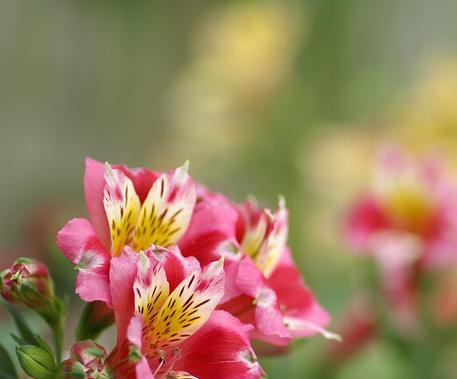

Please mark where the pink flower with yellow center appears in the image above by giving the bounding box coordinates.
[57,158,196,305]
[179,187,336,348]
[346,145,457,269]
[108,247,263,379]
[346,145,457,330]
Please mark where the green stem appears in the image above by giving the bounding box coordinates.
[41,297,65,363]
[52,317,64,363]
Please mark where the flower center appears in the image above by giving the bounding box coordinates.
[383,184,435,234]
[103,163,195,256]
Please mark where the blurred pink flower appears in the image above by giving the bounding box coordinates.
[108,247,263,379]
[180,190,335,348]
[346,145,457,331]
[346,144,457,269]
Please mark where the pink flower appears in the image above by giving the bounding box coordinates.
[57,158,196,305]
[346,145,457,269]
[107,247,263,379]
[180,192,335,348]
[346,145,457,331]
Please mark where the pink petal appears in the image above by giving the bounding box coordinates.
[116,164,160,204]
[223,257,290,345]
[234,256,265,298]
[267,249,330,337]
[253,287,291,346]
[127,315,156,379]
[175,310,264,379]
[180,195,239,266]
[220,259,244,303]
[110,248,139,345]
[151,246,200,292]
[84,157,111,249]
[135,359,156,379]
[57,218,112,304]
[75,250,111,305]
[345,195,388,251]
[57,218,107,264]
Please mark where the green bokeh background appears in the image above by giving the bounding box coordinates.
[2,1,457,378]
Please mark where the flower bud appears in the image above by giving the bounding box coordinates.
[61,361,86,379]
[61,340,113,379]
[76,301,115,341]
[16,344,57,379]
[0,257,54,311]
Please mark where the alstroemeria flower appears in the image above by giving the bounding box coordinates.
[346,145,457,330]
[346,145,457,269]
[108,246,264,379]
[179,192,334,347]
[57,158,196,305]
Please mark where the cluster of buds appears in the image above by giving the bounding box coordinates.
[0,257,66,378]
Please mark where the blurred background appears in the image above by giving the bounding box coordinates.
[2,0,457,377]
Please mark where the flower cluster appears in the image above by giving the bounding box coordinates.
[0,157,333,379]
[55,158,333,378]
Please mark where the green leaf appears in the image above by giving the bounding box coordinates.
[0,343,18,379]
[3,302,37,345]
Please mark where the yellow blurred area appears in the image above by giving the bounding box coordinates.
[393,56,457,165]
[167,1,304,163]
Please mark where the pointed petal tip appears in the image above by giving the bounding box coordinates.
[278,194,286,208]
[138,250,148,265]
[265,208,274,220]
[322,329,343,343]
[174,160,191,184]
[104,162,114,180]
[177,160,190,174]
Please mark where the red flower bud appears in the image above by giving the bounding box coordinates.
[0,257,54,311]
[61,340,112,379]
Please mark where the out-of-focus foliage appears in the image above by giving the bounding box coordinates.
[2,0,457,378]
